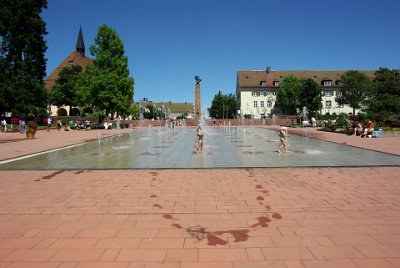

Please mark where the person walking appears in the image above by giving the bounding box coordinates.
[278,127,288,153]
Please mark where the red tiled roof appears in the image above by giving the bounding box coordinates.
[44,51,93,90]
[237,69,376,88]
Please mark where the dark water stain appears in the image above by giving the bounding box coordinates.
[152,178,156,181]
[272,212,282,219]
[74,170,85,174]
[213,229,249,242]
[255,185,263,189]
[260,190,269,194]
[264,205,271,211]
[39,170,65,180]
[186,225,249,246]
[259,202,263,205]
[172,223,183,229]
[149,171,158,176]
[186,226,207,241]
[163,214,176,220]
[257,216,271,227]
[256,196,264,201]
[206,233,228,246]
[153,203,163,209]
[150,194,157,198]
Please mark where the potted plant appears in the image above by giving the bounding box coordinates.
[25,120,38,139]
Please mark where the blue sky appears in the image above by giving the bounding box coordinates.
[42,0,400,110]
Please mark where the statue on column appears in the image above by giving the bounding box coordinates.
[194,75,202,84]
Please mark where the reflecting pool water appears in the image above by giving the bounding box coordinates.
[1,126,399,169]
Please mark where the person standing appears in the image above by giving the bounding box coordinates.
[56,119,62,131]
[19,117,25,134]
[278,127,288,153]
[1,118,7,132]
[196,126,204,153]
[47,117,52,131]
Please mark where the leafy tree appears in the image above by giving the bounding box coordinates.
[336,70,373,115]
[88,24,134,118]
[208,91,237,119]
[0,0,48,116]
[50,65,86,111]
[299,78,323,119]
[367,67,400,115]
[275,75,302,115]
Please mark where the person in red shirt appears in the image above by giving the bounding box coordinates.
[362,121,374,138]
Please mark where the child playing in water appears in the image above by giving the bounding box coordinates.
[278,127,288,153]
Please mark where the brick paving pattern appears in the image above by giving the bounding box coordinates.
[0,127,399,267]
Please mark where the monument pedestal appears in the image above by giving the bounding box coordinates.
[195,82,201,120]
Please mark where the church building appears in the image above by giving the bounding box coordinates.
[45,27,93,116]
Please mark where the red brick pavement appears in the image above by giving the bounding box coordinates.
[0,128,399,267]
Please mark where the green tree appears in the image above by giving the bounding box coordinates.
[299,78,323,119]
[367,68,400,115]
[88,24,134,118]
[275,75,302,115]
[50,65,85,111]
[336,70,373,115]
[0,0,48,116]
[208,91,237,119]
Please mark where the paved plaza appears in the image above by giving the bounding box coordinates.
[0,126,400,268]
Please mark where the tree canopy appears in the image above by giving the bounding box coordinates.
[367,67,400,116]
[0,0,48,116]
[88,24,134,118]
[50,65,85,110]
[336,70,373,115]
[299,78,322,118]
[208,91,237,119]
[275,75,302,115]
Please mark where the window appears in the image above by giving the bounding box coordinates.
[325,100,332,108]
[260,101,264,107]
[273,81,279,86]
[252,91,257,96]
[267,101,272,108]
[325,90,333,97]
[260,81,267,87]
[253,101,258,108]
[260,91,264,96]
[323,80,332,86]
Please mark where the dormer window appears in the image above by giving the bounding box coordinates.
[260,81,267,87]
[273,81,279,86]
[322,80,332,86]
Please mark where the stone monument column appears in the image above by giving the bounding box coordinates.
[194,75,201,120]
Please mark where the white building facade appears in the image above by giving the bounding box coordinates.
[236,69,375,119]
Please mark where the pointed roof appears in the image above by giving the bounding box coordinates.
[76,26,85,57]
[45,27,93,90]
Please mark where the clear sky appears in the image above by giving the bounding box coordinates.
[42,0,400,110]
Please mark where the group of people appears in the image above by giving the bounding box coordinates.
[49,118,92,132]
[351,120,375,138]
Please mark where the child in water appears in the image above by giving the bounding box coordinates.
[278,127,288,153]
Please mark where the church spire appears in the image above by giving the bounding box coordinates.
[76,26,85,57]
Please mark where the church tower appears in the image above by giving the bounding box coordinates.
[76,26,85,57]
